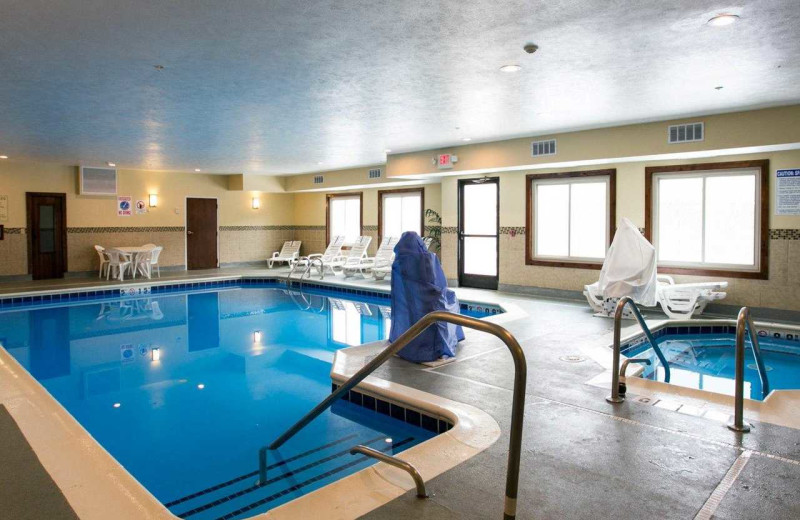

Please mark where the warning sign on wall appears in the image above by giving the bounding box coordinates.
[117,196,132,217]
[776,169,800,216]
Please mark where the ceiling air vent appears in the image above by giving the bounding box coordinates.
[531,139,557,157]
[79,166,117,196]
[668,122,704,144]
[368,168,382,179]
[313,175,324,184]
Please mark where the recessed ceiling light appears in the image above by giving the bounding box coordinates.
[106,162,116,167]
[462,137,472,142]
[194,168,201,172]
[707,14,739,27]
[500,64,522,73]
[0,155,7,159]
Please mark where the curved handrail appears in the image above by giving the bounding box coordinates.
[607,296,670,404]
[350,445,429,498]
[729,307,769,432]
[258,310,527,520]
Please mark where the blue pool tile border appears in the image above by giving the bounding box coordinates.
[0,276,504,316]
[621,323,800,354]
[332,383,453,435]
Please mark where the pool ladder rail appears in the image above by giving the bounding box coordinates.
[349,445,429,498]
[606,299,770,435]
[607,296,671,404]
[257,310,527,520]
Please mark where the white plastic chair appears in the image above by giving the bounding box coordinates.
[105,249,132,281]
[343,236,398,278]
[149,246,163,278]
[321,236,371,277]
[268,241,302,268]
[94,245,109,278]
[132,249,153,279]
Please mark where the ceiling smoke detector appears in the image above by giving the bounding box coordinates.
[523,43,539,54]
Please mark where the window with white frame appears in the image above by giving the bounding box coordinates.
[328,194,361,245]
[380,188,423,240]
[651,168,761,271]
[528,170,614,264]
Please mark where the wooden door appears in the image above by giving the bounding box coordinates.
[186,198,218,270]
[26,193,67,280]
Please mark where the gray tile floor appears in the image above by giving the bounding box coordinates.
[2,268,799,519]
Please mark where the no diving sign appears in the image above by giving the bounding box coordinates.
[776,169,800,216]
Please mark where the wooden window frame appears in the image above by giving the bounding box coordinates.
[525,169,616,269]
[325,192,363,246]
[645,160,769,280]
[377,187,425,244]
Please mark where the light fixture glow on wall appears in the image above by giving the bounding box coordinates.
[149,194,158,207]
[151,347,161,361]
[252,197,260,209]
[254,330,262,342]
[0,155,9,159]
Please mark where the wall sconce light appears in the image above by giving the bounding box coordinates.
[149,194,158,207]
[151,347,161,361]
[252,197,260,209]
[254,330,262,342]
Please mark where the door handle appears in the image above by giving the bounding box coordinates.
[187,230,193,235]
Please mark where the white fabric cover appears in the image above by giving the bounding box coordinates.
[596,218,658,307]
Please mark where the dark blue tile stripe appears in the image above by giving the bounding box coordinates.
[175,435,389,518]
[211,437,415,520]
[164,433,360,508]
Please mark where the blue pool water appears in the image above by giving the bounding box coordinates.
[0,283,496,519]
[622,333,800,401]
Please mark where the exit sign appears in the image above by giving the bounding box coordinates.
[436,153,458,170]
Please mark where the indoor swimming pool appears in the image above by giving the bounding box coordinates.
[0,281,498,519]
[621,328,800,401]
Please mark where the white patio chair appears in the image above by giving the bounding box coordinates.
[132,249,154,279]
[343,236,398,278]
[94,245,109,278]
[292,235,346,278]
[268,241,302,268]
[149,246,163,278]
[105,249,132,281]
[321,236,371,277]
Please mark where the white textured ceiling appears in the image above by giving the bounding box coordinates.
[1,0,799,175]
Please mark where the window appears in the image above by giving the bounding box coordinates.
[646,161,768,279]
[526,169,616,268]
[378,188,423,242]
[326,193,362,245]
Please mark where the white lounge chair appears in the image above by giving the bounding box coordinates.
[292,235,346,278]
[655,275,727,320]
[268,241,302,268]
[319,236,372,277]
[343,236,398,278]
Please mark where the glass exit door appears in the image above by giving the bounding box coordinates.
[458,178,499,289]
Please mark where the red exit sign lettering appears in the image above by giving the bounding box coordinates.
[436,153,458,170]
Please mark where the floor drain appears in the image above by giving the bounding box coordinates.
[559,355,586,363]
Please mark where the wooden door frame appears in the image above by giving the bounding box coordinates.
[26,192,67,277]
[457,178,500,289]
[184,196,219,270]
[377,187,425,245]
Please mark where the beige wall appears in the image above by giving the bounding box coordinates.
[0,160,295,275]
[439,148,800,310]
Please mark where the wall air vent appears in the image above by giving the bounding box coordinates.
[368,168,382,179]
[668,122,704,144]
[531,139,557,157]
[79,166,117,196]
[313,175,324,184]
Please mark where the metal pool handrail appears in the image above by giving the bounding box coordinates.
[258,310,528,520]
[349,445,429,498]
[607,296,671,404]
[728,306,769,432]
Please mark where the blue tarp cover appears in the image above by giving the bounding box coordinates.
[389,232,464,362]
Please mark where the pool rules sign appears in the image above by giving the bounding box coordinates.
[776,169,800,215]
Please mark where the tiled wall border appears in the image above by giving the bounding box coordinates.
[362,225,378,232]
[332,383,454,434]
[769,229,800,240]
[1,227,25,234]
[219,225,295,231]
[439,227,800,239]
[67,226,185,233]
